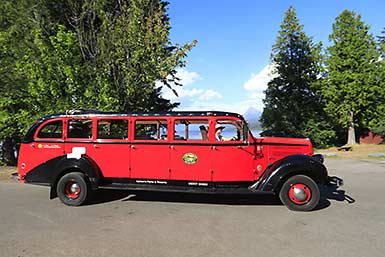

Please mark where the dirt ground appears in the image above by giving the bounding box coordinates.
[0,165,17,181]
[316,144,385,160]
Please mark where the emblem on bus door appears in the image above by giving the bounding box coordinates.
[182,152,198,165]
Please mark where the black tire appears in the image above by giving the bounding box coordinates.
[279,175,320,211]
[57,172,89,206]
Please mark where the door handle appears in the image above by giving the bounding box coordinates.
[131,145,135,149]
[170,145,175,149]
[31,144,35,148]
[93,144,99,149]
[212,146,217,150]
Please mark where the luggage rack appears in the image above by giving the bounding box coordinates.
[64,108,243,118]
[65,108,104,115]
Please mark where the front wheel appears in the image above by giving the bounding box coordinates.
[57,172,90,206]
[279,175,320,211]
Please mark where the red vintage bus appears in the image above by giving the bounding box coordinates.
[17,109,341,211]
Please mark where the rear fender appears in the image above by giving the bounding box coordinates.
[256,154,328,192]
[47,155,100,199]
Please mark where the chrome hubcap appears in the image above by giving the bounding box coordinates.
[70,183,80,194]
[293,187,307,201]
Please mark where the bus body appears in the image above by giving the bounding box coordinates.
[18,109,339,211]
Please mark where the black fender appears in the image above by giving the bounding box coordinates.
[256,154,328,192]
[24,154,100,199]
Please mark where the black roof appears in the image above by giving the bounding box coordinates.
[41,109,244,120]
[23,109,246,143]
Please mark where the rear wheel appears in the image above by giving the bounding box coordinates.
[57,172,89,206]
[279,175,320,211]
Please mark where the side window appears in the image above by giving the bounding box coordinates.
[215,120,245,142]
[134,120,168,140]
[37,120,63,139]
[174,120,209,141]
[68,119,93,139]
[97,119,128,139]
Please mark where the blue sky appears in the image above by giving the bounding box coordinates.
[162,0,385,114]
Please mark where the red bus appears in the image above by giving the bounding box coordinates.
[17,109,341,211]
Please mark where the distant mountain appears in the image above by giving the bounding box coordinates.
[243,107,261,129]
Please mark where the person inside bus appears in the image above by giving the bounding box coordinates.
[215,124,225,141]
[216,124,238,141]
[199,125,209,141]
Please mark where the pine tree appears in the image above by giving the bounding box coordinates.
[370,28,385,136]
[324,10,380,145]
[261,6,329,145]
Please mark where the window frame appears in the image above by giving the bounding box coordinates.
[213,118,249,144]
[133,118,170,142]
[172,118,211,143]
[96,118,129,141]
[35,119,64,141]
[66,118,94,141]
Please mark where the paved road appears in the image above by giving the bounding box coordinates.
[0,159,384,257]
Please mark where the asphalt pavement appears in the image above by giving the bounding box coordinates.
[0,159,384,257]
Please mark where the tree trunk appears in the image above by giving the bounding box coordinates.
[1,137,17,166]
[347,111,357,145]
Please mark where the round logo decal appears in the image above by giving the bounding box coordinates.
[182,152,198,165]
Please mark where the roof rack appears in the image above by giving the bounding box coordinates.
[65,108,104,115]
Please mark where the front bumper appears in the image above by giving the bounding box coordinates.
[327,176,344,187]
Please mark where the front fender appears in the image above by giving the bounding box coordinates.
[256,154,328,192]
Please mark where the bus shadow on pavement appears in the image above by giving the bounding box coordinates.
[122,192,284,206]
[88,189,283,206]
[87,176,353,210]
[316,177,355,210]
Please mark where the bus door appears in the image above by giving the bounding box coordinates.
[211,120,254,182]
[87,118,130,178]
[64,118,95,164]
[130,119,170,180]
[169,119,212,182]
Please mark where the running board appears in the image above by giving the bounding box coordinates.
[99,183,273,195]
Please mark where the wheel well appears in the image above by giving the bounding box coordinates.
[50,168,86,199]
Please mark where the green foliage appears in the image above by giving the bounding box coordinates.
[302,119,337,148]
[0,0,196,164]
[323,10,380,143]
[25,25,86,115]
[371,28,385,136]
[0,0,32,164]
[62,0,196,112]
[261,6,332,147]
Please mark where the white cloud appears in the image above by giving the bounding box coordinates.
[175,68,200,86]
[198,89,222,101]
[161,65,275,115]
[177,88,204,98]
[229,63,277,113]
[243,64,276,92]
[160,68,201,100]
[179,98,263,115]
[161,68,222,102]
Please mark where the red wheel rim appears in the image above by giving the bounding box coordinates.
[288,183,311,205]
[65,180,81,199]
